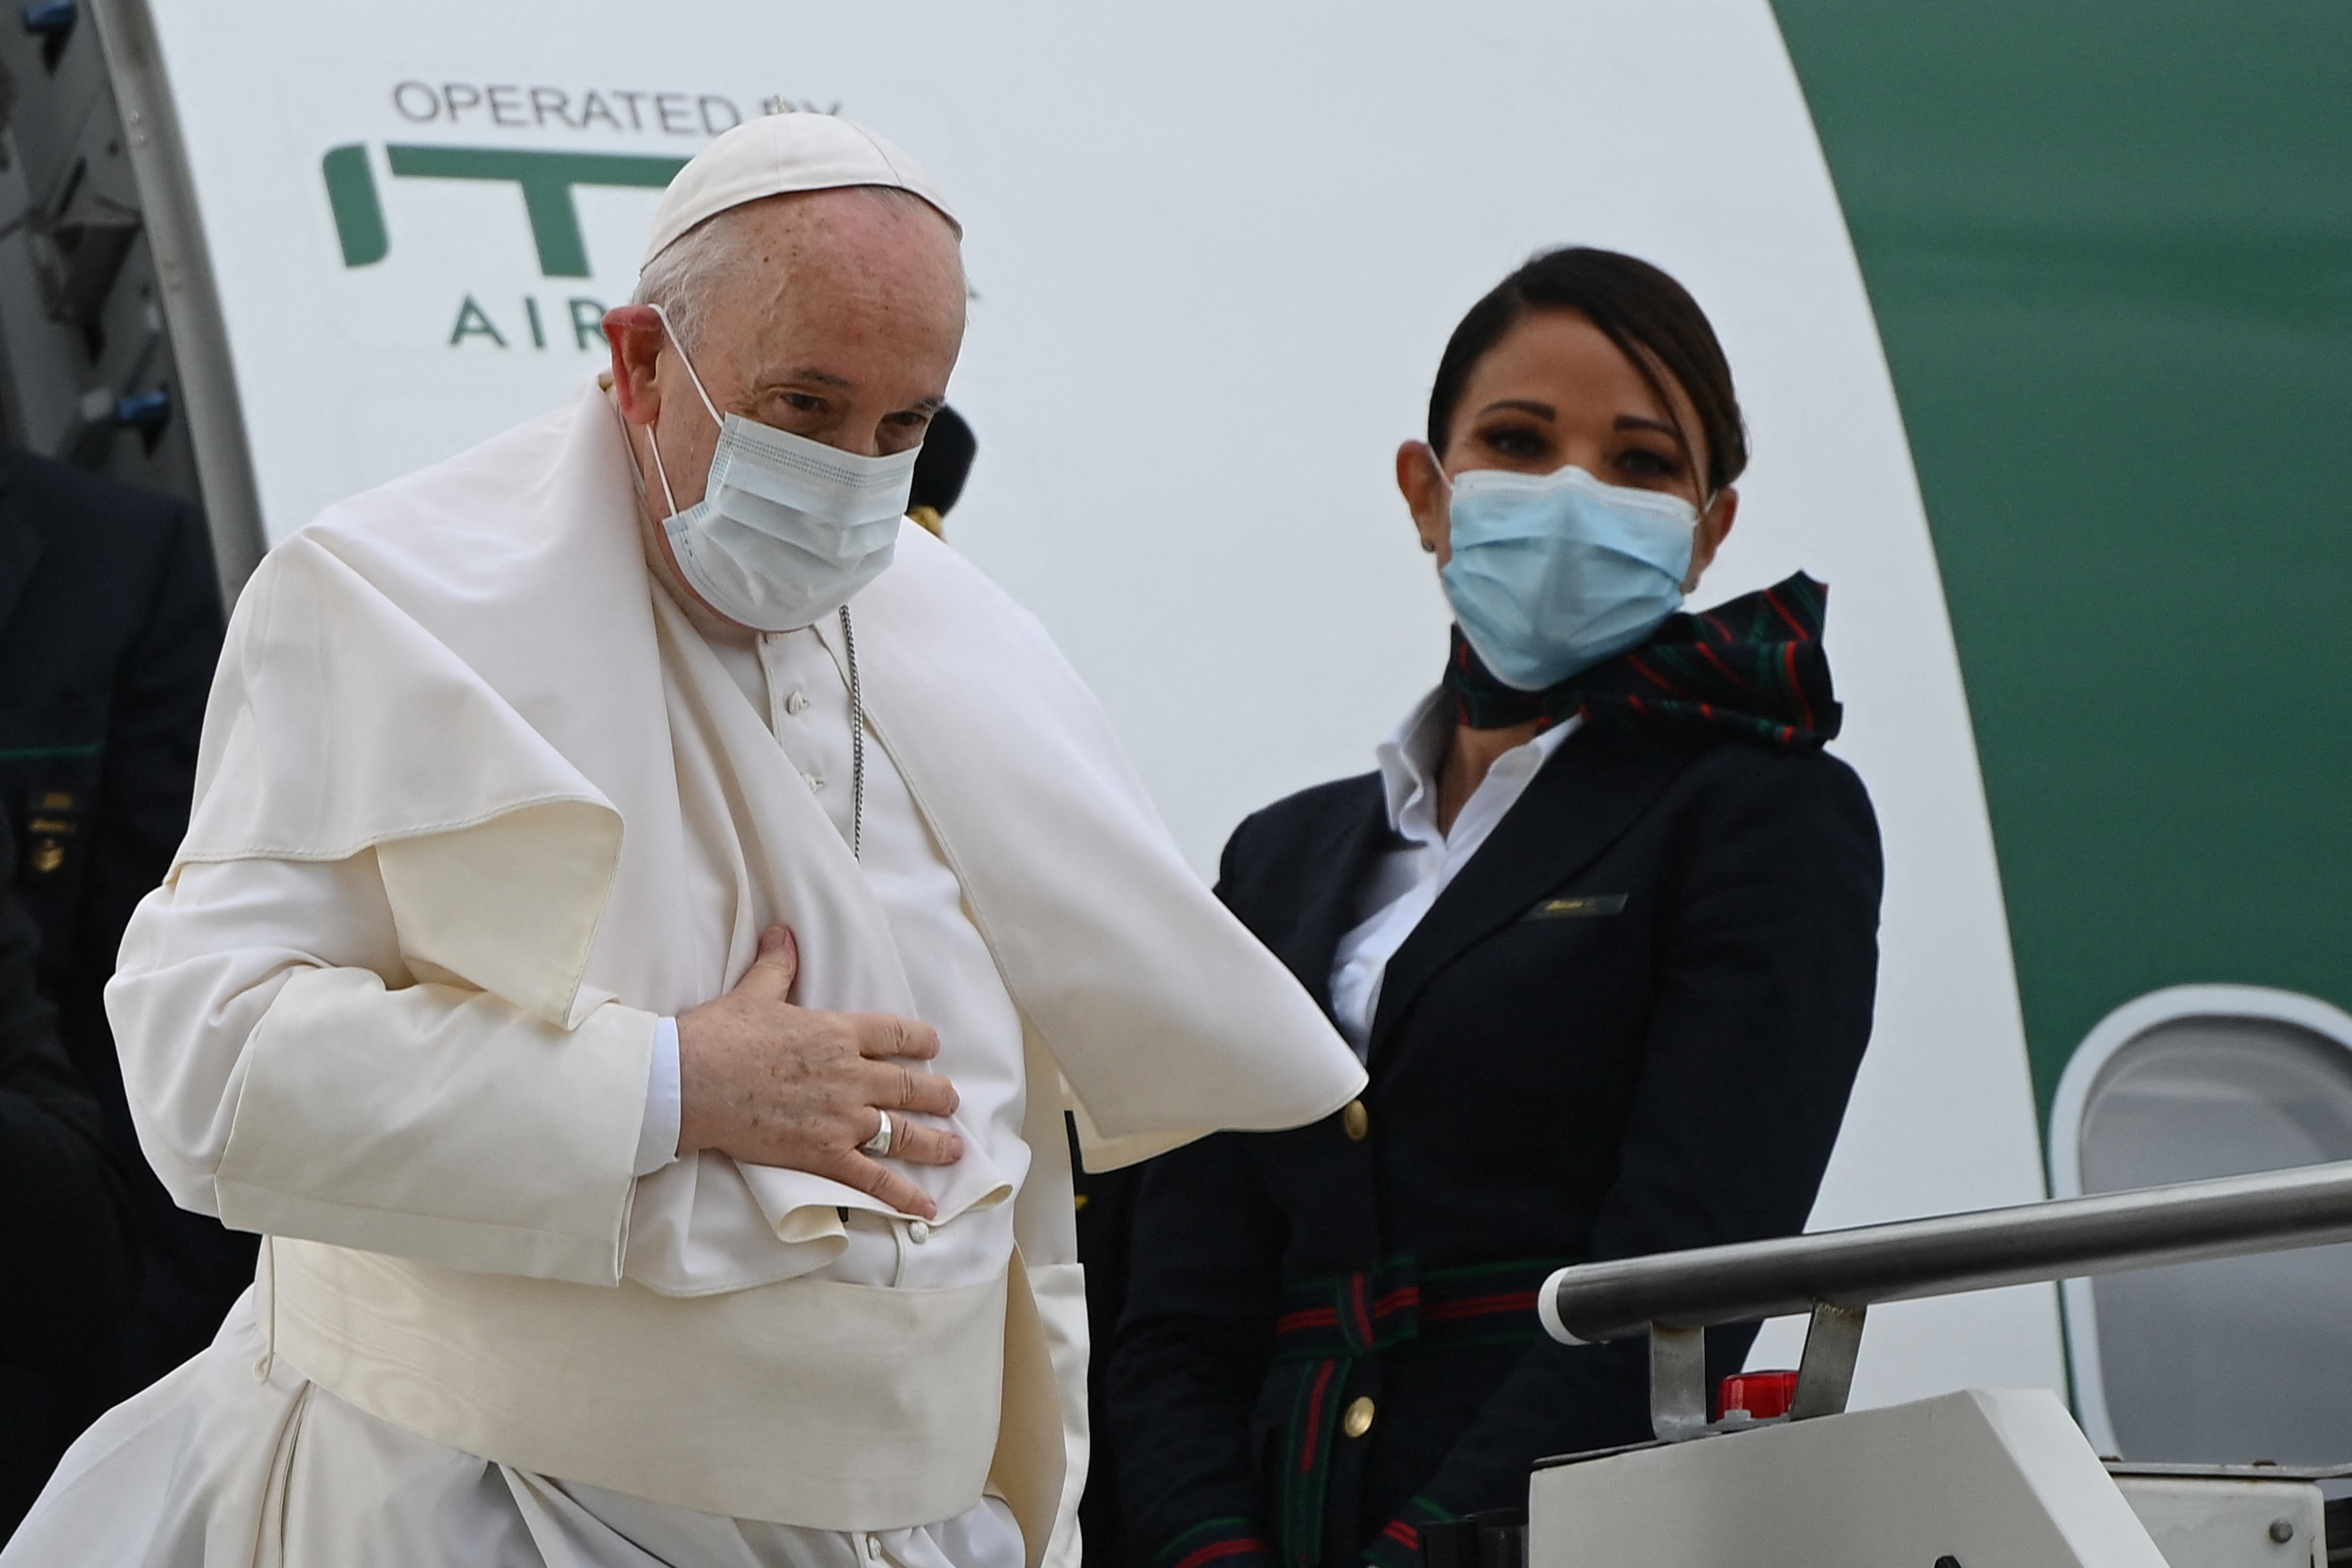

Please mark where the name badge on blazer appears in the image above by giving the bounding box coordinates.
[1522,893,1627,922]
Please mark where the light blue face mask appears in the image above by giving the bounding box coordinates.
[1435,456,1700,691]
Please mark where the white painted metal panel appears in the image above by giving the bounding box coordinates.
[1532,1391,2168,1568]
[2114,1476,2328,1568]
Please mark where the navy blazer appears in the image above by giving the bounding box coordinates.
[0,819,138,1530]
[0,447,237,1523]
[1107,720,1881,1568]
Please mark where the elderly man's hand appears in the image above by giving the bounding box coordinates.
[675,924,963,1220]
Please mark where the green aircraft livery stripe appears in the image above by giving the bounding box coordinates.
[1770,0,2352,1118]
[321,145,689,278]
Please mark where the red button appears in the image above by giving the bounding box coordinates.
[1718,1369,1799,1420]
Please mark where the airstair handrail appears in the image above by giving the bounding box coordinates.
[1541,1158,2352,1347]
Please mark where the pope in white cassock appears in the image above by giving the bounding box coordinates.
[3,114,1365,1567]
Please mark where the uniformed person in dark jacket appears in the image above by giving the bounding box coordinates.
[907,404,976,538]
[1107,249,1882,1568]
[0,446,232,1528]
[0,822,139,1535]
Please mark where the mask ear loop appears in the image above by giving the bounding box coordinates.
[1419,441,1451,554]
[647,302,726,427]
[640,302,728,519]
[642,419,683,520]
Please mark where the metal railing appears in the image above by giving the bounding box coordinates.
[1535,1159,2352,1441]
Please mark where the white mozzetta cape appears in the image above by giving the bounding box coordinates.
[168,383,1364,1532]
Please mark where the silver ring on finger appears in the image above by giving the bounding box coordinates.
[861,1110,895,1158]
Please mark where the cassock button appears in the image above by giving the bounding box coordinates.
[785,689,811,716]
[1342,1396,1375,1438]
[802,772,827,792]
[1342,1100,1369,1141]
[908,1220,932,1244]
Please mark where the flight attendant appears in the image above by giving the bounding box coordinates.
[1108,248,1884,1568]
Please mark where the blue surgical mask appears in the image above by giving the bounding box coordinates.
[1435,455,1699,690]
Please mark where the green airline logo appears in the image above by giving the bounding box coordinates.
[322,143,687,278]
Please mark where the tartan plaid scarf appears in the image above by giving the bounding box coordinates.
[1442,572,1841,751]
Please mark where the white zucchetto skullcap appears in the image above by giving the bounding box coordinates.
[640,112,959,270]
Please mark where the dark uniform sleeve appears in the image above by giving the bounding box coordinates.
[1108,817,1297,1568]
[1109,1131,1288,1568]
[1400,750,1883,1526]
[0,826,139,1364]
[70,501,222,1039]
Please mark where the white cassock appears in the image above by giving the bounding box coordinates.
[3,383,1365,1568]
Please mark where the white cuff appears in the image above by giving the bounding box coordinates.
[634,1018,683,1177]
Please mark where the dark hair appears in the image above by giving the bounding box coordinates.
[909,404,977,517]
[1426,247,1748,494]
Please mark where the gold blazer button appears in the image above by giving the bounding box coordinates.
[1342,1396,1375,1438]
[1341,1100,1369,1141]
